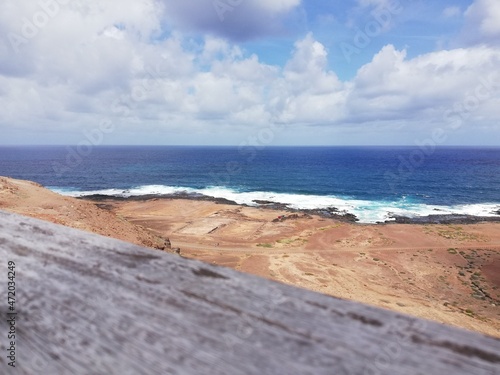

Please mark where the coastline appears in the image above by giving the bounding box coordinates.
[94,194,500,338]
[79,192,500,225]
[2,176,500,338]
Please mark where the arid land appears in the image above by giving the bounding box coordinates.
[1,176,499,338]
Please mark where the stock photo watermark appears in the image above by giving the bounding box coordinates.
[340,0,419,63]
[52,59,169,177]
[213,0,243,22]
[6,261,17,368]
[8,0,70,54]
[23,277,116,373]
[212,285,288,374]
[208,122,286,186]
[51,120,115,177]
[384,73,496,191]
[364,318,429,375]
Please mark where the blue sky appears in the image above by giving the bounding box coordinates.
[0,0,499,145]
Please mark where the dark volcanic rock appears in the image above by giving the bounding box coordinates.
[251,200,291,210]
[82,195,356,223]
[80,193,240,206]
[272,213,313,223]
[302,207,358,222]
[81,194,130,201]
[387,214,500,225]
[253,200,275,205]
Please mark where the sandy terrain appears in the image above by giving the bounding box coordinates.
[0,177,170,250]
[110,198,500,338]
[1,176,499,338]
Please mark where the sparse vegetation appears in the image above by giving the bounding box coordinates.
[424,225,489,242]
[257,243,273,248]
[464,309,475,317]
[276,237,307,246]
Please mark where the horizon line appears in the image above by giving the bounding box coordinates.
[1,144,499,148]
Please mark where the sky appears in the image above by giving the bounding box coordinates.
[0,0,499,146]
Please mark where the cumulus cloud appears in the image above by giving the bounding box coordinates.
[460,0,500,46]
[348,44,500,125]
[267,37,500,130]
[269,34,345,124]
[0,0,181,139]
[0,0,499,145]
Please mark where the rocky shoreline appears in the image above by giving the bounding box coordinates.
[387,214,500,225]
[79,193,361,222]
[79,193,500,225]
[4,176,499,338]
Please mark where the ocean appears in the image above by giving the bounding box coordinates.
[1,146,499,223]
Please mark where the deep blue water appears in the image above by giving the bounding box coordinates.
[1,146,499,222]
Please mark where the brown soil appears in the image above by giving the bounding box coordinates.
[109,197,500,338]
[1,176,499,338]
[0,177,170,250]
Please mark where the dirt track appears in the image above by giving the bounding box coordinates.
[2,177,498,338]
[110,197,500,338]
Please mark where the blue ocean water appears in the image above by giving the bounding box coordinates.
[0,146,499,223]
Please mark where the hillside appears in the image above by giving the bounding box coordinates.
[0,177,170,251]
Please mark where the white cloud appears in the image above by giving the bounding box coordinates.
[0,0,499,145]
[268,34,346,124]
[466,0,500,36]
[348,44,500,126]
[460,0,500,46]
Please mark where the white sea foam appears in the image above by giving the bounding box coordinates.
[50,185,500,224]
